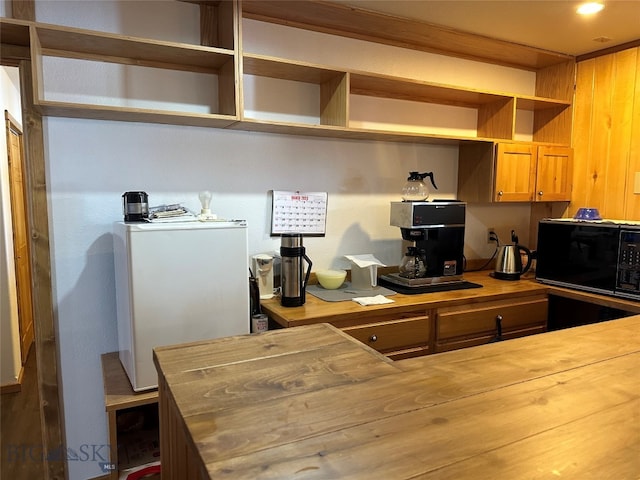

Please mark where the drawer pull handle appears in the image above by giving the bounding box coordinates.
[369,334,378,342]
[489,315,504,343]
[493,314,503,342]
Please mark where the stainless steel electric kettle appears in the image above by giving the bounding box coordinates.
[493,230,532,281]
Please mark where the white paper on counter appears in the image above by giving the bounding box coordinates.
[344,254,386,268]
[352,295,395,306]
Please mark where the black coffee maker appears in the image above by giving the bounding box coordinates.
[280,233,312,307]
[122,191,149,222]
[382,201,466,288]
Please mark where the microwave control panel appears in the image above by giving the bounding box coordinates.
[617,229,640,294]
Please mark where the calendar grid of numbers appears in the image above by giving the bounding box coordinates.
[271,191,328,236]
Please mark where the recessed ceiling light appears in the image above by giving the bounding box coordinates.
[577,2,605,15]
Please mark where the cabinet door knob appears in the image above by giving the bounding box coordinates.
[538,191,543,196]
[498,191,504,196]
[369,334,378,342]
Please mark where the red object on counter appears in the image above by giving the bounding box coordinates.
[126,464,161,480]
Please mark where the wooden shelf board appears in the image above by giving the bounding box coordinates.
[35,24,234,73]
[34,100,568,147]
[516,96,572,111]
[179,0,224,5]
[101,352,157,412]
[242,0,574,71]
[0,18,31,46]
[243,54,344,83]
[350,72,509,107]
[38,101,238,128]
[243,55,541,111]
[231,118,497,145]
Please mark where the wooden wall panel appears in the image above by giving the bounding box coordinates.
[626,51,640,220]
[535,60,576,101]
[571,58,596,212]
[11,0,35,21]
[609,49,637,218]
[590,54,614,213]
[571,46,640,220]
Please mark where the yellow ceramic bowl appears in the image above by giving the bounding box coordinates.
[316,269,347,290]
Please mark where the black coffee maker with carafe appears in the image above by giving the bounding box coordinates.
[381,201,467,290]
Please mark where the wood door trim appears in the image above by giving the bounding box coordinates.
[0,365,25,393]
[19,59,66,480]
[2,50,66,479]
[5,110,35,365]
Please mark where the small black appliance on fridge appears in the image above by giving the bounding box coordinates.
[122,191,149,222]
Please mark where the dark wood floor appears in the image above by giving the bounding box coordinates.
[1,345,45,480]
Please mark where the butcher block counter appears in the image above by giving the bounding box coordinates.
[153,315,640,479]
[261,271,549,328]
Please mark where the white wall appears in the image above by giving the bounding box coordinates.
[28,2,533,478]
[0,66,23,387]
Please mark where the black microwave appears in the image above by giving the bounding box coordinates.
[536,219,640,300]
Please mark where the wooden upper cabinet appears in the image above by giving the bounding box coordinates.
[494,143,537,202]
[458,142,573,203]
[535,145,573,201]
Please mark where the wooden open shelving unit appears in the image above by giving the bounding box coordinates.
[238,52,572,144]
[29,21,239,128]
[1,0,575,146]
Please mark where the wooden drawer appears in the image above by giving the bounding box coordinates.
[341,314,431,357]
[436,296,547,351]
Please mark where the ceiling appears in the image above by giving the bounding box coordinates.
[336,1,640,57]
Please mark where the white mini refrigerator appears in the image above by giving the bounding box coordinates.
[114,220,250,391]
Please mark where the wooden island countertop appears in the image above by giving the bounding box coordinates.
[154,315,640,479]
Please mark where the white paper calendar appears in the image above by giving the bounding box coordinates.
[271,191,327,236]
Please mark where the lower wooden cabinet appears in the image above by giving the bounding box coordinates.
[458,142,573,203]
[336,296,548,359]
[435,295,548,352]
[338,308,432,360]
[261,285,551,360]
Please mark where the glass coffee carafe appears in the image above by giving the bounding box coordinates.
[401,172,437,202]
[399,246,427,278]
